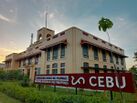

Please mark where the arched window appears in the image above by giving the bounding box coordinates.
[38,34,42,40]
[46,34,51,38]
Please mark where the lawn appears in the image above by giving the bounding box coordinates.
[0,92,22,103]
[0,81,136,103]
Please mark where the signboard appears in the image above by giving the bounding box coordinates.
[34,73,135,93]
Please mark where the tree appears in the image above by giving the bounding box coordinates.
[129,66,137,86]
[98,17,113,44]
[98,17,113,32]
[98,17,124,103]
[134,52,137,61]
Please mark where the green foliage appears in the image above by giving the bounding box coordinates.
[0,92,21,103]
[20,75,30,87]
[129,66,137,86]
[0,70,24,81]
[98,17,113,32]
[0,82,107,103]
[134,52,137,61]
[0,82,136,103]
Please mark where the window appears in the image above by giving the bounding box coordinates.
[111,66,113,69]
[19,61,21,67]
[102,50,106,62]
[52,63,58,74]
[60,44,65,58]
[115,46,118,49]
[93,36,98,40]
[94,64,99,68]
[109,52,113,63]
[83,62,89,73]
[47,38,50,41]
[121,58,124,65]
[83,62,89,67]
[23,59,26,66]
[52,34,58,39]
[94,64,99,73]
[47,65,50,68]
[103,65,107,69]
[102,40,106,44]
[46,65,50,74]
[52,63,58,68]
[83,32,89,36]
[28,58,32,65]
[61,63,65,68]
[52,69,57,74]
[53,46,58,60]
[60,32,65,36]
[35,68,41,75]
[60,63,65,74]
[38,34,42,40]
[46,34,51,38]
[47,48,50,61]
[115,56,119,64]
[82,44,89,58]
[117,67,119,70]
[35,56,39,64]
[46,70,50,74]
[93,47,98,60]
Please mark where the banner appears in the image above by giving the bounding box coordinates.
[34,73,135,93]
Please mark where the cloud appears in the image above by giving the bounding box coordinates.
[0,14,11,22]
[0,47,24,63]
[0,47,23,54]
[49,13,54,19]
[0,55,5,63]
[9,9,14,13]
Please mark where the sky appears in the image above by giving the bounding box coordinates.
[0,0,137,68]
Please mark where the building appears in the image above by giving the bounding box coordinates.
[4,27,127,80]
[0,63,5,70]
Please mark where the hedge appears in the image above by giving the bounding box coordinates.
[0,82,108,103]
[0,82,136,103]
[0,70,24,81]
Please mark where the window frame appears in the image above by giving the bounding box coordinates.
[82,44,89,58]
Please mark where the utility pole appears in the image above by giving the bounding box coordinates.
[45,12,48,28]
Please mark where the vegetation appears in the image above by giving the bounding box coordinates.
[0,70,30,87]
[134,52,137,61]
[98,17,113,32]
[0,92,22,103]
[0,70,136,103]
[0,70,24,81]
[129,66,137,86]
[0,81,136,103]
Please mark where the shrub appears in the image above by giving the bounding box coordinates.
[20,75,30,87]
[0,82,136,103]
[0,70,24,81]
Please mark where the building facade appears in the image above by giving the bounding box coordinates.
[0,63,5,70]
[5,27,127,80]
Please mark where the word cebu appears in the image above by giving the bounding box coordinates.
[35,73,135,93]
[89,76,125,88]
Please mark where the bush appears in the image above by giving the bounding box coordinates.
[20,75,30,87]
[0,82,102,103]
[0,82,136,103]
[0,70,24,81]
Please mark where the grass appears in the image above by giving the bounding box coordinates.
[0,81,137,103]
[0,92,22,103]
[38,85,137,103]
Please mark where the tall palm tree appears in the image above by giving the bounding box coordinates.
[98,17,124,103]
[98,17,113,32]
[98,17,113,43]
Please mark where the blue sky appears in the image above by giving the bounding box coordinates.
[0,0,137,68]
